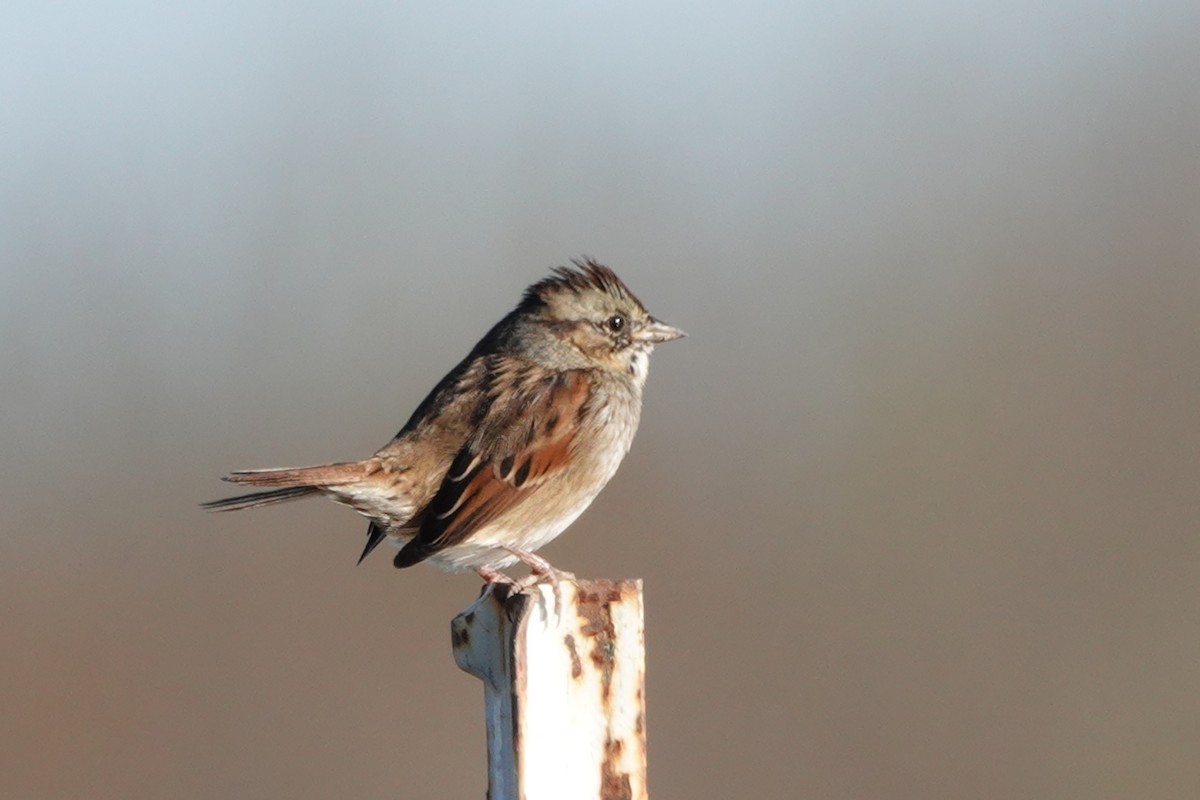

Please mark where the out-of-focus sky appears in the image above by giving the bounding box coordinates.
[3,2,1199,798]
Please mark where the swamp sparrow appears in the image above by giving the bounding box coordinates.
[204,259,684,584]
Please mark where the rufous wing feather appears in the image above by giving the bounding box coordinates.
[393,363,590,567]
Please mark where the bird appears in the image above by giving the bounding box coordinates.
[203,258,685,586]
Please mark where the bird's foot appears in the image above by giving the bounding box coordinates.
[502,547,575,617]
[475,566,514,585]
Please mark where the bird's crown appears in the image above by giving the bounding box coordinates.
[520,258,646,313]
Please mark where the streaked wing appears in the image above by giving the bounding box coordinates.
[393,360,591,567]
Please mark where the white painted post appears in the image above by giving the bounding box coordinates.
[451,579,648,800]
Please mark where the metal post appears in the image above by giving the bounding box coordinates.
[451,579,648,800]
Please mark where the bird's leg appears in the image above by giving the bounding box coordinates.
[502,546,576,617]
[475,566,514,584]
[503,546,576,582]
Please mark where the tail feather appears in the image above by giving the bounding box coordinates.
[201,485,320,511]
[204,460,375,512]
[220,461,368,488]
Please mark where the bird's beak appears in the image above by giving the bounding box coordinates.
[635,318,687,344]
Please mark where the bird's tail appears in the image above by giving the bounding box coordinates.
[201,485,320,511]
[201,461,369,512]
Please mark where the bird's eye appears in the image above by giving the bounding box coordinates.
[605,314,626,333]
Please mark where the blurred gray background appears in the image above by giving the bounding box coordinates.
[3,2,1198,798]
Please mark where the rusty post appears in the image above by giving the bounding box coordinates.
[451,579,647,800]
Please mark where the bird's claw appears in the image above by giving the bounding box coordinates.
[500,547,575,618]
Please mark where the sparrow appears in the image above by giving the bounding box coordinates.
[203,259,685,584]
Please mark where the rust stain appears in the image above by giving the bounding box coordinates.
[576,586,621,701]
[600,735,632,800]
[564,634,583,679]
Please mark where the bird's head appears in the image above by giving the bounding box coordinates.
[518,259,686,380]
